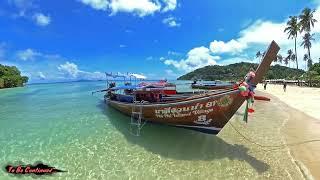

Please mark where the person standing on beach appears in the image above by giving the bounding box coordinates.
[264,81,267,90]
[283,81,287,92]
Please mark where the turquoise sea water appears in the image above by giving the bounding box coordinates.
[0,81,304,179]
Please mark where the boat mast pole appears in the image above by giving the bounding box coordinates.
[252,41,280,85]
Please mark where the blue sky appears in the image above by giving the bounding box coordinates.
[0,0,320,83]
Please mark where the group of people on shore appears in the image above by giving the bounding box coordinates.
[263,81,287,92]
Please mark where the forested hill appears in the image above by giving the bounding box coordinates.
[0,64,29,89]
[177,62,305,81]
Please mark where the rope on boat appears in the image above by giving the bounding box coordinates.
[227,119,320,150]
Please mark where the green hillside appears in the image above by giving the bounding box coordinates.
[177,62,305,81]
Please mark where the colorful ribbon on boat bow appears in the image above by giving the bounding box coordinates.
[237,70,256,123]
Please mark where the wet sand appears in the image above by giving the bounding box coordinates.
[217,93,304,179]
[254,84,320,179]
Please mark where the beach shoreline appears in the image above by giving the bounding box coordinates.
[256,84,320,179]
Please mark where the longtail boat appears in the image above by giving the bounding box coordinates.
[104,41,280,135]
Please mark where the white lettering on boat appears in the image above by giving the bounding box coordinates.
[154,95,233,118]
[193,115,212,125]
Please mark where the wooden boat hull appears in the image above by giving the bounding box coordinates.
[107,90,245,134]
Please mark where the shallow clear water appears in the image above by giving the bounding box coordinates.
[0,81,303,179]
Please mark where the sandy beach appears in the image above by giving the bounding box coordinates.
[255,84,320,179]
[257,84,320,120]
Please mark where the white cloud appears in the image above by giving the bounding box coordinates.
[16,48,61,61]
[209,20,290,55]
[210,39,246,54]
[57,61,105,80]
[17,48,41,61]
[109,0,161,17]
[8,0,52,27]
[162,16,180,27]
[239,20,289,46]
[162,0,177,12]
[119,44,126,48]
[178,5,320,71]
[80,0,109,10]
[33,13,51,26]
[234,9,320,69]
[79,0,177,17]
[58,61,79,78]
[38,72,46,79]
[311,7,320,33]
[164,46,220,72]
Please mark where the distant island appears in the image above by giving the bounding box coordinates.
[178,62,305,81]
[0,64,29,89]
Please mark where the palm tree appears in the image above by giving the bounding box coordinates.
[301,33,315,69]
[256,51,266,63]
[308,59,313,69]
[286,49,294,67]
[284,16,300,69]
[283,56,289,66]
[276,54,283,64]
[303,54,309,70]
[256,51,261,59]
[305,70,319,87]
[256,51,261,63]
[291,54,296,66]
[299,8,317,67]
[299,8,317,32]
